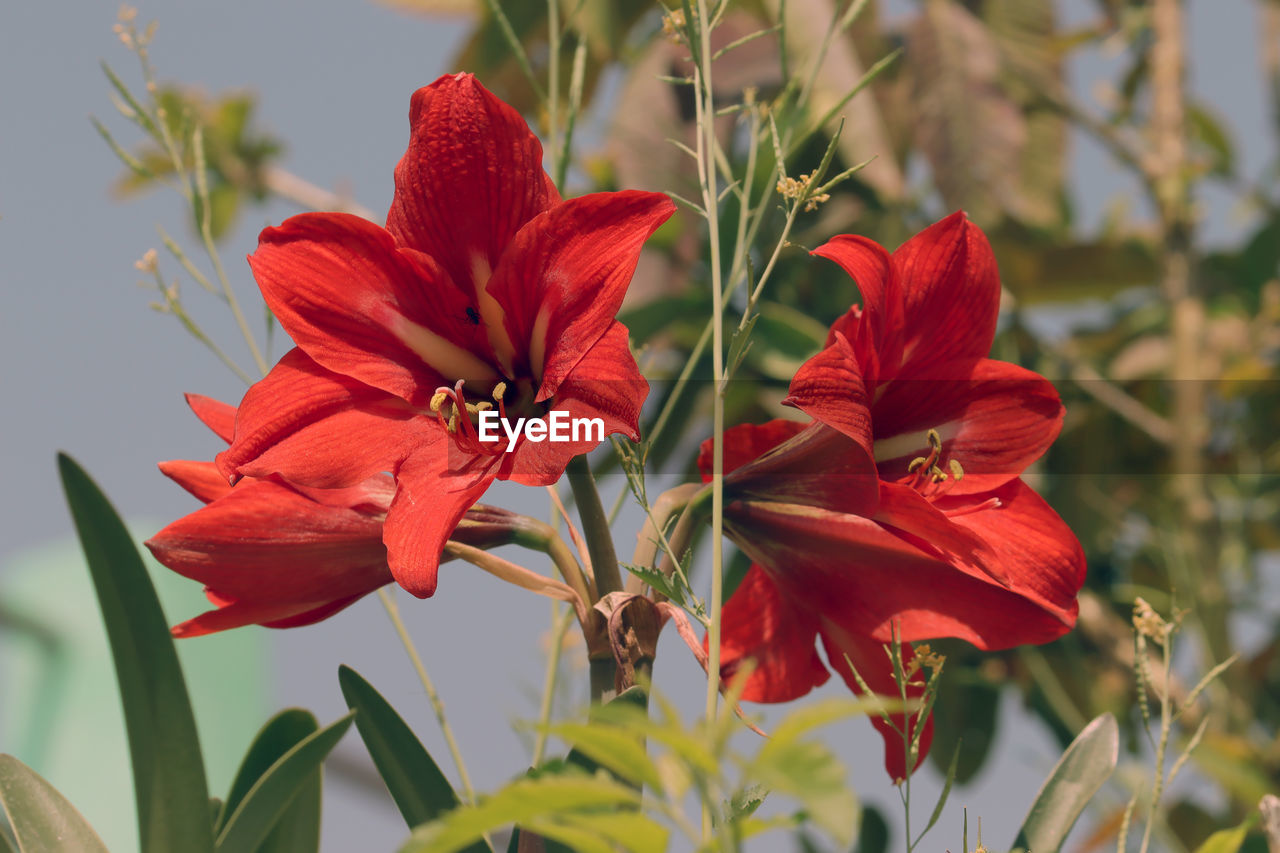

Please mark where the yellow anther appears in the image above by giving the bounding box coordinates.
[491,381,507,402]
[907,456,928,473]
[926,428,942,450]
[471,401,492,413]
[949,459,965,481]
[446,408,459,434]
[930,465,947,483]
[429,390,450,413]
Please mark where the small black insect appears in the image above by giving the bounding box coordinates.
[465,306,481,325]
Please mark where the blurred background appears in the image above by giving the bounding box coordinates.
[2,0,1277,850]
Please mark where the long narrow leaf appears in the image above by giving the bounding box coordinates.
[218,710,324,852]
[338,665,488,852]
[214,712,355,853]
[1011,713,1119,853]
[0,754,110,853]
[57,453,214,853]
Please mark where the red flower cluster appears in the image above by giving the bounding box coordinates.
[202,73,672,600]
[701,213,1086,779]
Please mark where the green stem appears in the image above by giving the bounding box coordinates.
[531,602,574,766]
[376,588,477,804]
[566,455,622,598]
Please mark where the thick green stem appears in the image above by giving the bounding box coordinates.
[567,455,622,598]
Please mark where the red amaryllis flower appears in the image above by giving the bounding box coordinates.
[700,212,1086,780]
[215,74,674,598]
[149,395,526,637]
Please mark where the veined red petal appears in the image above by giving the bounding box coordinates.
[171,592,373,638]
[716,566,830,703]
[891,211,1000,372]
[818,624,932,780]
[218,348,434,489]
[185,394,236,443]
[870,358,1063,493]
[146,477,392,637]
[158,459,232,504]
[811,234,901,372]
[250,214,499,405]
[485,191,674,396]
[698,419,806,483]
[384,444,495,597]
[720,422,880,518]
[727,500,1076,649]
[501,322,649,486]
[935,479,1085,627]
[784,332,875,460]
[873,482,991,576]
[386,73,560,302]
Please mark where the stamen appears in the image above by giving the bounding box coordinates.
[940,497,1002,518]
[491,381,507,402]
[907,457,928,474]
[429,389,450,412]
[949,459,965,481]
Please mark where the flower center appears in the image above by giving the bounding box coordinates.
[901,428,964,498]
[428,377,548,456]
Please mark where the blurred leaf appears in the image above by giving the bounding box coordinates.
[928,679,998,784]
[1188,102,1236,178]
[1011,712,1119,853]
[908,0,1026,227]
[217,709,322,853]
[58,453,214,853]
[855,805,890,853]
[214,712,354,853]
[547,722,661,790]
[0,754,110,853]
[375,0,474,14]
[338,666,486,848]
[994,236,1158,304]
[984,0,1067,227]
[1193,817,1254,853]
[400,774,644,853]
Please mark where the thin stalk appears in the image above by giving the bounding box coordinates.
[376,588,477,804]
[547,0,560,180]
[531,601,574,765]
[692,3,727,846]
[1138,644,1174,853]
[567,455,622,598]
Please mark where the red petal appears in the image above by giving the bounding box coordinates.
[871,358,1064,494]
[811,234,902,373]
[501,322,649,486]
[720,422,880,518]
[485,191,675,394]
[386,74,560,301]
[784,333,875,460]
[383,444,495,597]
[172,592,371,637]
[147,478,393,636]
[817,624,933,781]
[250,214,500,405]
[935,479,1085,627]
[726,500,1077,649]
[697,419,807,482]
[218,348,434,488]
[185,394,236,443]
[891,212,1001,372]
[873,482,990,576]
[716,566,830,702]
[158,459,232,504]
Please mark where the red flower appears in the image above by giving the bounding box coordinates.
[148,395,523,637]
[700,213,1085,779]
[215,74,674,597]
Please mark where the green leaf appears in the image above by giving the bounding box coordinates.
[401,775,642,853]
[1193,819,1253,853]
[218,710,323,853]
[0,754,110,853]
[214,712,355,853]
[57,453,214,853]
[337,666,486,850]
[542,723,661,790]
[1011,713,1119,853]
